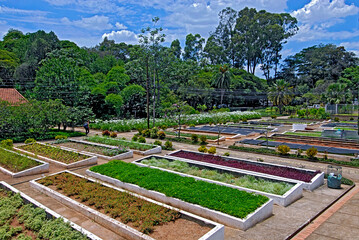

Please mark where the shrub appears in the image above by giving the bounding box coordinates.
[150,127,158,138]
[132,135,138,142]
[160,125,168,130]
[164,141,173,150]
[138,137,146,143]
[24,138,36,144]
[271,115,277,119]
[223,152,230,156]
[141,129,151,137]
[55,135,67,140]
[200,135,207,144]
[157,130,166,140]
[1,139,13,149]
[198,145,208,153]
[189,124,195,127]
[153,140,162,146]
[102,130,111,136]
[334,117,339,122]
[277,145,290,155]
[296,148,303,157]
[110,132,117,138]
[208,146,216,154]
[306,147,318,159]
[122,137,126,140]
[350,117,354,121]
[242,118,248,123]
[191,134,199,143]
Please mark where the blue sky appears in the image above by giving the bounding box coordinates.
[0,0,359,59]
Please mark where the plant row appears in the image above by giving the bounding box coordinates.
[164,131,219,140]
[0,147,41,173]
[140,157,294,195]
[92,111,261,132]
[38,172,180,234]
[0,188,87,239]
[54,140,127,156]
[85,136,154,151]
[90,161,269,219]
[229,145,359,168]
[170,150,319,183]
[18,143,88,164]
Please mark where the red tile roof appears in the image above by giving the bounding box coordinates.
[0,88,28,105]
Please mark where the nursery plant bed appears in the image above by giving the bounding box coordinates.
[0,181,100,240]
[53,139,133,160]
[168,150,324,191]
[31,171,224,240]
[134,156,303,207]
[0,147,49,177]
[85,136,162,155]
[87,161,273,230]
[15,142,97,168]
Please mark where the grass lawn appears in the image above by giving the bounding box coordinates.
[284,131,322,137]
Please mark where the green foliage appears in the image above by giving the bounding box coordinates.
[223,152,230,156]
[54,135,67,140]
[85,136,155,151]
[153,140,162,146]
[0,139,13,149]
[164,141,173,150]
[191,134,199,143]
[200,135,207,144]
[90,161,269,219]
[198,146,208,153]
[141,157,294,195]
[277,145,290,155]
[157,130,166,139]
[0,148,40,173]
[306,147,318,159]
[132,135,138,142]
[208,146,216,154]
[150,127,158,138]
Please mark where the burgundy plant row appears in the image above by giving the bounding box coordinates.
[170,151,320,183]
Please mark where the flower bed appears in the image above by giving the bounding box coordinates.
[88,161,273,230]
[0,147,49,177]
[169,150,320,183]
[53,139,133,160]
[135,156,303,206]
[31,171,224,240]
[92,111,261,132]
[15,143,97,168]
[85,136,161,155]
[0,181,98,240]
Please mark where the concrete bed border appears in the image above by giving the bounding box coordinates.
[168,150,324,191]
[134,155,303,207]
[82,138,162,155]
[30,171,224,240]
[14,142,97,168]
[0,181,101,240]
[53,139,133,160]
[0,147,49,177]
[86,169,274,230]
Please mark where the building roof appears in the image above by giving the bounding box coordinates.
[0,88,28,105]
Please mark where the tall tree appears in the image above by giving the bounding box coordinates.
[183,33,204,62]
[268,79,293,114]
[212,65,232,105]
[170,39,181,59]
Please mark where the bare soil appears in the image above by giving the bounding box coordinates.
[56,141,112,156]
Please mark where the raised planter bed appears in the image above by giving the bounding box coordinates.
[134,156,303,207]
[87,161,273,230]
[168,150,324,191]
[31,171,224,240]
[0,147,49,177]
[53,139,133,160]
[0,181,100,240]
[15,142,97,168]
[85,136,162,155]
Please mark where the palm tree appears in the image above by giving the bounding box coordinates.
[268,79,293,114]
[212,65,232,105]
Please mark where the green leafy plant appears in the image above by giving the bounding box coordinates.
[164,141,173,150]
[208,146,216,154]
[157,130,166,139]
[191,134,199,143]
[86,136,154,151]
[223,152,230,156]
[138,137,146,143]
[54,135,67,140]
[0,148,41,172]
[306,147,318,159]
[153,140,162,146]
[200,135,207,144]
[110,132,117,138]
[277,145,290,155]
[1,139,13,149]
[141,129,151,137]
[198,146,208,153]
[132,135,138,141]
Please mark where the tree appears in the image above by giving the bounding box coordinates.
[106,65,130,90]
[268,79,293,114]
[183,33,204,62]
[170,39,181,59]
[0,49,19,87]
[325,83,352,104]
[212,65,232,105]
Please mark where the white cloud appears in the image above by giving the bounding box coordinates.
[102,30,138,44]
[61,15,113,30]
[340,41,359,56]
[0,6,47,16]
[115,22,127,30]
[292,0,359,24]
